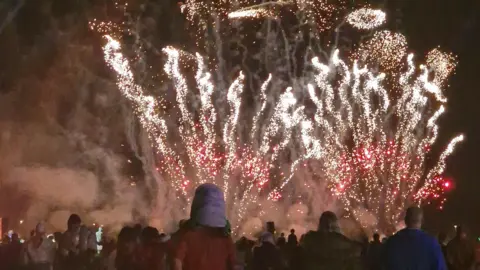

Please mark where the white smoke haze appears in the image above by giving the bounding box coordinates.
[0,22,152,235]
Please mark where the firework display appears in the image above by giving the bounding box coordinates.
[426,48,458,87]
[346,8,386,30]
[354,30,408,72]
[98,1,461,234]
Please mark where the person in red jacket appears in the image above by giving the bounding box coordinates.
[172,183,235,270]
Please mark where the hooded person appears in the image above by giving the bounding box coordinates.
[172,183,235,270]
[23,222,56,270]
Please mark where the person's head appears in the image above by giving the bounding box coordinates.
[35,222,46,237]
[290,229,295,234]
[318,211,339,233]
[190,183,226,228]
[67,214,82,232]
[134,223,142,232]
[141,226,159,244]
[404,206,423,229]
[373,233,380,242]
[455,226,466,239]
[260,232,275,245]
[280,233,285,237]
[117,226,137,254]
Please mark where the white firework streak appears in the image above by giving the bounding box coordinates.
[100,10,461,232]
[103,36,189,197]
[250,74,272,144]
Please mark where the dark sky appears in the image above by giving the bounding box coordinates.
[394,0,480,235]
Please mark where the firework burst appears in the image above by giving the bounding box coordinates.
[346,8,386,30]
[98,2,461,234]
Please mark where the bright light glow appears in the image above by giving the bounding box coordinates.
[346,8,386,30]
[96,4,462,233]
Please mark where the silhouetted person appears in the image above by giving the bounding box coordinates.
[107,226,138,270]
[287,229,297,247]
[438,232,448,258]
[3,233,23,270]
[302,211,362,270]
[367,233,382,270]
[235,237,249,270]
[446,226,475,270]
[383,206,446,270]
[277,233,286,247]
[59,214,82,269]
[252,232,283,270]
[138,226,165,270]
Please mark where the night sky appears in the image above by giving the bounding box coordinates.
[394,0,480,235]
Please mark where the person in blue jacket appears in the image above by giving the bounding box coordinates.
[383,206,447,270]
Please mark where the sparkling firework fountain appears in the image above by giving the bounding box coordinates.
[96,1,462,234]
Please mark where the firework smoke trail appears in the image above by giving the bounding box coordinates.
[99,3,462,233]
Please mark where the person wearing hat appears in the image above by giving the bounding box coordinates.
[172,183,235,270]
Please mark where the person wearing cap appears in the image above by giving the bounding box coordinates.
[23,222,56,270]
[172,183,235,270]
[383,206,447,270]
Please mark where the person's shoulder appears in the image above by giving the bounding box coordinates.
[414,230,438,244]
[302,230,317,244]
[304,230,317,239]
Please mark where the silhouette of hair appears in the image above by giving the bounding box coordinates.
[290,229,295,234]
[373,233,380,241]
[141,226,159,243]
[404,206,423,228]
[118,226,136,244]
[319,211,339,232]
[67,214,81,229]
